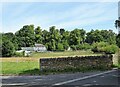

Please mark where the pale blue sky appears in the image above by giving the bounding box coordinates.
[1,1,119,33]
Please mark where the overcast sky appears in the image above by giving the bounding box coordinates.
[1,0,119,33]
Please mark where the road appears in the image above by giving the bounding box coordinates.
[1,69,120,87]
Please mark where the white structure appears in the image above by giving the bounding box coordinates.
[21,44,47,52]
[34,44,47,52]
[16,50,31,56]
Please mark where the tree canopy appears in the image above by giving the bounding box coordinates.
[1,24,118,57]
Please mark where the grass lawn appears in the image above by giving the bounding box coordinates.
[0,50,102,75]
[31,50,101,58]
[1,62,39,75]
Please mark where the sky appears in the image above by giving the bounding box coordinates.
[1,0,119,33]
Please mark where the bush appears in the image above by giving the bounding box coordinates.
[92,42,118,54]
[91,42,108,53]
[14,52,24,57]
[71,43,91,51]
[82,43,91,50]
[76,45,83,50]
[104,45,118,54]
[70,45,77,51]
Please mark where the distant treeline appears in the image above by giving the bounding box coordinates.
[1,24,120,57]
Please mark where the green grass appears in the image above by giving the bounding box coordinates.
[1,61,110,75]
[1,50,102,75]
[1,62,39,75]
[31,50,101,58]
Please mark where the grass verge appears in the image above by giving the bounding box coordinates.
[0,50,104,75]
[1,62,39,75]
[1,61,111,75]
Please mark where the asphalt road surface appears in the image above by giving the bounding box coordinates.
[1,69,120,87]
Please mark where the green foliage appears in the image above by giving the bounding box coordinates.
[14,52,24,57]
[2,39,15,57]
[69,29,86,45]
[92,42,118,54]
[15,25,35,47]
[70,43,91,51]
[82,43,91,50]
[70,45,77,51]
[62,40,69,50]
[35,26,43,44]
[116,34,120,48]
[1,24,118,57]
[3,32,19,50]
[92,42,109,53]
[86,30,103,44]
[115,20,120,28]
[104,45,118,54]
[0,33,1,45]
[57,43,64,51]
[86,30,116,44]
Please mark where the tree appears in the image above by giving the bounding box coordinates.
[0,33,2,57]
[69,29,85,45]
[115,20,120,48]
[60,30,70,50]
[35,26,43,44]
[85,30,116,44]
[116,34,120,48]
[60,28,65,35]
[2,39,15,57]
[4,32,19,50]
[86,30,103,44]
[115,20,120,29]
[62,40,69,50]
[15,25,35,47]
[100,30,116,44]
[42,30,50,44]
[57,43,64,51]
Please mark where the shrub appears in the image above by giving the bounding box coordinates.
[104,45,118,54]
[14,52,24,57]
[82,43,91,50]
[71,43,91,51]
[92,42,118,54]
[70,45,77,51]
[91,42,109,53]
[76,45,83,50]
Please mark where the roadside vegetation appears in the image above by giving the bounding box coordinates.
[1,62,39,75]
[1,50,101,75]
[1,21,120,75]
[1,24,119,57]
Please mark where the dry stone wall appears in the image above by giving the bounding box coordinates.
[40,55,113,71]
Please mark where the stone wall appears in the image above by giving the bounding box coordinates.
[40,55,113,71]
